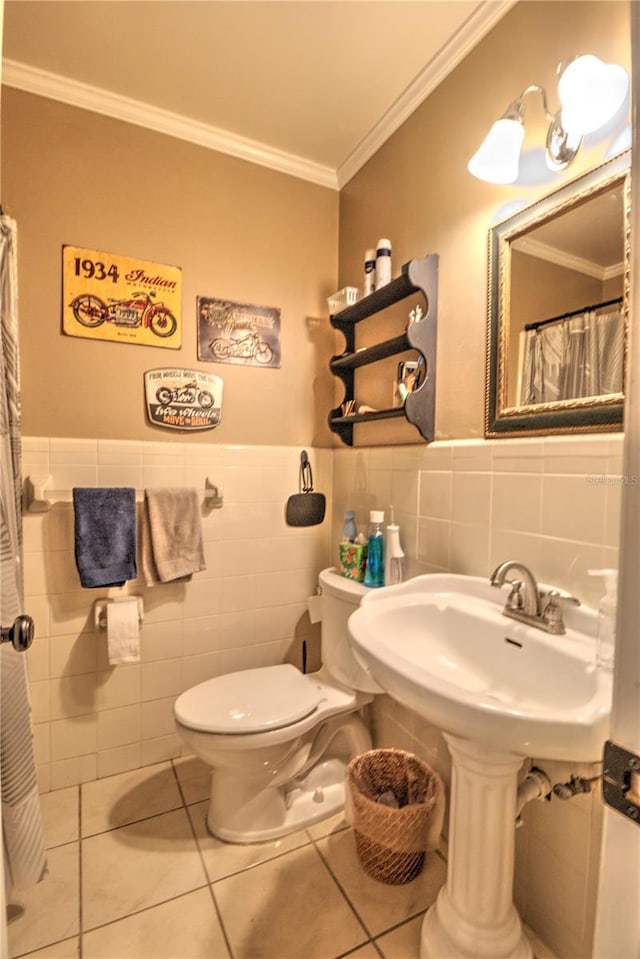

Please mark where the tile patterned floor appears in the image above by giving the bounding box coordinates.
[7,758,449,959]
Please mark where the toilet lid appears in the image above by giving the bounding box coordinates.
[174,664,323,734]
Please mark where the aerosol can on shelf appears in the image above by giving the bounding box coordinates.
[363,249,376,297]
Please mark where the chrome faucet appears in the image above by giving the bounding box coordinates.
[489,561,580,635]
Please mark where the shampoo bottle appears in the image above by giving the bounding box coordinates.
[588,568,618,672]
[384,507,405,586]
[364,510,385,588]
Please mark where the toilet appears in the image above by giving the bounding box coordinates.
[174,567,382,843]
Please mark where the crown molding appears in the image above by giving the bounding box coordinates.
[336,0,518,188]
[3,2,516,193]
[511,234,624,281]
[2,58,339,191]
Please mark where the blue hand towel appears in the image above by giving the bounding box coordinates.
[73,488,137,588]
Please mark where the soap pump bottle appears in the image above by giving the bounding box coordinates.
[384,506,405,586]
[364,510,385,588]
[588,568,618,672]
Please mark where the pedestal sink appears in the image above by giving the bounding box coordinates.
[348,573,612,959]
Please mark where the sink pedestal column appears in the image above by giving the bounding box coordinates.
[421,734,531,959]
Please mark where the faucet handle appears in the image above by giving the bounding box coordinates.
[541,589,580,634]
[505,579,525,611]
[544,588,580,607]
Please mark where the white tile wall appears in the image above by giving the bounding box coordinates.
[332,432,623,959]
[22,437,332,792]
[334,433,622,606]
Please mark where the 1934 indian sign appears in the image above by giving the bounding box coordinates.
[63,245,182,349]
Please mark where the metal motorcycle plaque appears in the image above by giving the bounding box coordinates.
[144,368,223,431]
[197,296,281,368]
[62,245,182,349]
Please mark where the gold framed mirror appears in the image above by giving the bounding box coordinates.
[485,150,630,438]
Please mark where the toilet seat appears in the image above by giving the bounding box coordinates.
[174,664,324,734]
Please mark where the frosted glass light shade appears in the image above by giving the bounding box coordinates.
[559,55,629,137]
[468,118,525,184]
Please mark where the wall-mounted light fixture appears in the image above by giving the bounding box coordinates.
[468,55,629,185]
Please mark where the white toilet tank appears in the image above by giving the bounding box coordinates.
[319,567,382,694]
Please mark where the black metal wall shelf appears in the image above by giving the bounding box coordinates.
[328,254,439,446]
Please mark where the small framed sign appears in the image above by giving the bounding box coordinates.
[144,368,223,431]
[197,297,280,368]
[63,245,182,349]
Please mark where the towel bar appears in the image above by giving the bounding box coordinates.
[23,473,223,513]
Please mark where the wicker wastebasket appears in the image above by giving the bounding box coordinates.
[346,748,443,885]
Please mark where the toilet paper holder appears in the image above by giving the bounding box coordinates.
[94,597,144,632]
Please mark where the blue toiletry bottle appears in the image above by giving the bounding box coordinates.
[342,510,357,542]
[364,510,385,588]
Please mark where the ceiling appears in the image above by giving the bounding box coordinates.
[2,0,513,188]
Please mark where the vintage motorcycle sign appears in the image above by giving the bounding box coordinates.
[144,368,223,431]
[63,245,182,349]
[197,296,281,368]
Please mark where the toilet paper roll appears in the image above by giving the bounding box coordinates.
[106,598,141,665]
[307,594,322,624]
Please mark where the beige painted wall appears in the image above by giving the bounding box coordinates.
[2,4,631,450]
[338,0,631,443]
[1,90,339,446]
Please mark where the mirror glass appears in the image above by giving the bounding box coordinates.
[485,151,630,437]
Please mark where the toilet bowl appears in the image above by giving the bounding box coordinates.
[174,567,382,843]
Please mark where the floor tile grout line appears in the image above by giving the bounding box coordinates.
[178,779,235,959]
[169,757,190,809]
[205,831,316,885]
[80,801,185,840]
[334,945,379,959]
[310,834,371,945]
[78,763,217,946]
[335,939,384,959]
[77,783,83,959]
[79,882,213,938]
[206,883,235,959]
[313,832,441,947]
[370,907,428,947]
[11,933,79,959]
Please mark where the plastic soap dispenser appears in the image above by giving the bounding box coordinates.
[588,568,618,672]
[384,507,405,586]
[364,510,385,588]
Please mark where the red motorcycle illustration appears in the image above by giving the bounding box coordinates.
[209,331,273,364]
[69,290,177,338]
[155,381,214,409]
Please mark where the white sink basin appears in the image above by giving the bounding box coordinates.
[348,573,611,761]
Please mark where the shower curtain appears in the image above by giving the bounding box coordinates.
[519,307,624,405]
[0,215,47,894]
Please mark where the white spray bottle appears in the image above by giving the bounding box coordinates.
[587,568,618,672]
[384,506,405,586]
